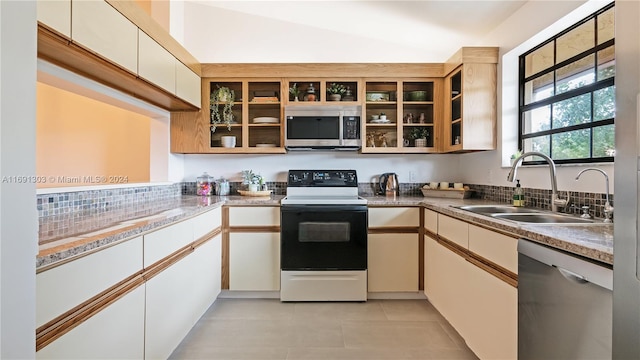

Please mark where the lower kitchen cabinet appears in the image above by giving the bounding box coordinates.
[229,232,280,291]
[424,235,471,333]
[368,233,419,292]
[465,259,517,360]
[145,233,222,359]
[424,215,518,360]
[36,286,145,359]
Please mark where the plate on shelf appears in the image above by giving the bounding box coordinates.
[370,119,391,124]
[256,143,277,148]
[252,117,279,124]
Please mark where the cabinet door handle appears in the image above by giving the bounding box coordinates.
[554,265,589,284]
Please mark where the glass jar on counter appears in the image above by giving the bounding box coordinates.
[216,178,230,196]
[196,172,214,196]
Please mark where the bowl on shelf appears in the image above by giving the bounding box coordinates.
[408,91,427,101]
[366,92,390,102]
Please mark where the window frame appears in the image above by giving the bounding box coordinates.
[518,2,615,165]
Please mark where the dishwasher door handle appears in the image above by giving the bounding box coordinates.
[555,265,589,284]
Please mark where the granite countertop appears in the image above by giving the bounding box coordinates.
[366,195,613,265]
[37,195,284,269]
[38,193,613,269]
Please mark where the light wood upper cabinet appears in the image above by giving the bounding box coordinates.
[138,30,176,95]
[176,61,202,107]
[443,48,498,152]
[37,0,71,38]
[71,0,138,74]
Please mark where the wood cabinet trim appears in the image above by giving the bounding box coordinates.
[436,234,517,288]
[36,227,221,351]
[368,227,419,234]
[201,63,445,78]
[38,25,198,111]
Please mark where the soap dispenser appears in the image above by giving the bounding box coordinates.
[513,180,524,207]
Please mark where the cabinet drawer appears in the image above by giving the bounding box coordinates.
[36,236,143,327]
[228,206,280,227]
[369,207,419,227]
[193,207,222,240]
[71,0,138,74]
[424,209,438,234]
[468,225,518,274]
[143,219,193,267]
[438,214,468,248]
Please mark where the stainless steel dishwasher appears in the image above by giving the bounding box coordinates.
[518,239,613,360]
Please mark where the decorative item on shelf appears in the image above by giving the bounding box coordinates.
[305,83,317,101]
[289,83,301,102]
[366,92,389,102]
[379,112,387,121]
[454,136,461,145]
[196,172,214,196]
[408,90,427,101]
[210,85,235,133]
[327,83,346,101]
[251,90,279,103]
[342,86,355,101]
[367,134,376,148]
[408,127,429,147]
[419,112,426,124]
[403,113,414,124]
[220,135,236,148]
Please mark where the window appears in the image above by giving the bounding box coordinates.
[519,3,615,164]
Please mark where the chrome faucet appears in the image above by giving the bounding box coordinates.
[575,168,613,223]
[507,151,569,212]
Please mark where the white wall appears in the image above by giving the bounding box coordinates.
[0,1,37,358]
[183,153,460,185]
[460,0,615,194]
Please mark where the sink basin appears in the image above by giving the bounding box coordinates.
[490,213,597,224]
[457,205,543,214]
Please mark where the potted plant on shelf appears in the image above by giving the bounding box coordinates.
[408,127,429,147]
[289,83,301,102]
[210,85,235,133]
[241,170,264,192]
[327,83,347,101]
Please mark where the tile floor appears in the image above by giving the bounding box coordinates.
[169,299,478,360]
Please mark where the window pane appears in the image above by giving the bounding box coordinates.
[592,124,615,157]
[598,7,614,45]
[552,94,591,128]
[552,129,591,160]
[524,72,554,105]
[594,86,615,121]
[523,105,551,134]
[597,46,615,80]
[557,20,595,63]
[556,54,595,95]
[525,42,554,78]
[524,136,550,156]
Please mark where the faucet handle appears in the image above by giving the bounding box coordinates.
[553,191,570,209]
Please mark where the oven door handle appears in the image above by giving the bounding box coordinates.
[281,205,368,212]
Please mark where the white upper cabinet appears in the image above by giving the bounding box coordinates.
[71,0,138,74]
[176,61,202,107]
[37,0,71,38]
[138,30,176,95]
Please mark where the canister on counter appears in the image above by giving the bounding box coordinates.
[196,172,214,196]
[216,178,230,196]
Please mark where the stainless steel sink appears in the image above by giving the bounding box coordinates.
[456,205,543,214]
[455,204,598,224]
[490,213,597,224]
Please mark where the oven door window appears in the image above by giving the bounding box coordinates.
[299,222,350,242]
[281,206,367,271]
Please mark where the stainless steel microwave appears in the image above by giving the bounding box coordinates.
[284,105,361,150]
